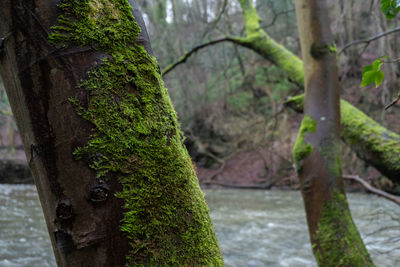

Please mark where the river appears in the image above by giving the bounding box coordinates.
[0,185,399,266]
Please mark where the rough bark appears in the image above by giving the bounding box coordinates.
[236,0,399,183]
[294,0,374,266]
[285,94,400,184]
[0,0,222,266]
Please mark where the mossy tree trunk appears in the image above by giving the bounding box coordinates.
[294,0,374,266]
[236,0,399,183]
[0,0,222,266]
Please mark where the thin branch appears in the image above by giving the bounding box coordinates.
[384,92,400,110]
[162,37,241,76]
[339,26,400,54]
[262,8,295,29]
[343,174,400,205]
[201,0,228,39]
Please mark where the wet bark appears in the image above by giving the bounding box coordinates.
[294,0,373,265]
[0,0,222,266]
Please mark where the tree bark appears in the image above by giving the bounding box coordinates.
[0,0,222,266]
[294,0,374,265]
[236,0,399,183]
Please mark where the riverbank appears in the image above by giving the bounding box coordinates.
[0,148,31,184]
[2,146,397,197]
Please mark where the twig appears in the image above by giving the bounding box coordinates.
[263,9,295,29]
[384,92,400,110]
[201,0,228,39]
[339,26,400,54]
[162,37,241,76]
[343,174,400,205]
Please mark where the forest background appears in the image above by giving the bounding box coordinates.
[0,0,399,193]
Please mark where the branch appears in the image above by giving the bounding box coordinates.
[343,174,400,206]
[201,0,228,39]
[384,92,400,110]
[339,26,400,54]
[161,37,240,76]
[262,8,295,29]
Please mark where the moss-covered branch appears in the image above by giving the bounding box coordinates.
[236,0,304,85]
[286,94,400,183]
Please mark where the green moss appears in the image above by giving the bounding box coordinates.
[286,94,400,180]
[310,42,337,59]
[50,0,222,265]
[340,100,400,175]
[314,191,374,266]
[317,135,342,178]
[292,115,317,171]
[236,0,304,86]
[284,95,304,113]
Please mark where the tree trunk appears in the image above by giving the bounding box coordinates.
[236,0,399,183]
[294,0,374,265]
[0,0,222,266]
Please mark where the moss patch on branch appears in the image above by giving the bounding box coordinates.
[236,0,304,85]
[292,115,316,171]
[285,94,400,182]
[50,0,222,265]
[314,191,374,266]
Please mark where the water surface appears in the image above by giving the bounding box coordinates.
[0,185,399,266]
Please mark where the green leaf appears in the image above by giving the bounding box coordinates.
[362,65,373,74]
[381,0,400,19]
[360,59,385,88]
[375,71,385,87]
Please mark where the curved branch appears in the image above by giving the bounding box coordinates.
[162,37,241,76]
[263,8,295,28]
[343,175,400,206]
[339,26,400,54]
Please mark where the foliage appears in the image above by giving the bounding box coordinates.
[360,59,385,88]
[381,0,400,19]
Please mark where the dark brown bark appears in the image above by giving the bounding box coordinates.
[0,1,131,265]
[0,0,222,266]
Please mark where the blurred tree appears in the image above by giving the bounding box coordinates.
[0,0,222,265]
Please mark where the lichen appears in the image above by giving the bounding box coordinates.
[314,191,374,266]
[292,115,317,171]
[49,0,222,265]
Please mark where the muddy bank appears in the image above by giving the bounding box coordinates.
[0,146,397,196]
[0,148,32,184]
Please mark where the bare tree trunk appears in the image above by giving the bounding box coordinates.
[0,0,222,266]
[294,0,374,265]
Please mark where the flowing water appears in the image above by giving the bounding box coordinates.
[0,185,399,266]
